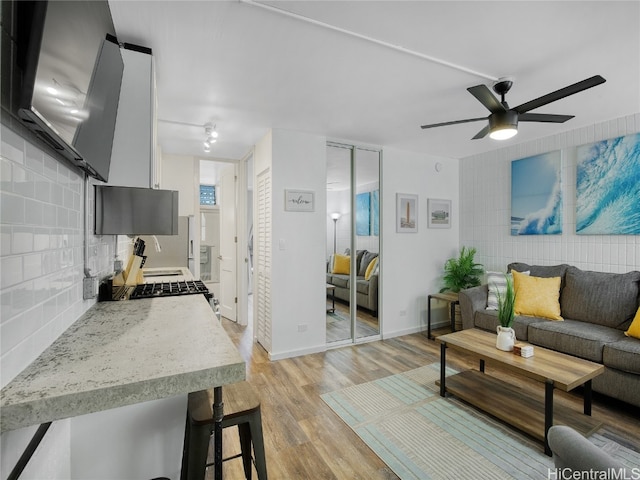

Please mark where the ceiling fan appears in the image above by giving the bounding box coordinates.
[420,75,606,140]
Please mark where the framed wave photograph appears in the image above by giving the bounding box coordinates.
[576,133,640,235]
[511,151,562,235]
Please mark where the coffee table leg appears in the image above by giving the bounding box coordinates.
[544,379,554,456]
[584,379,592,415]
[440,342,446,397]
[479,359,485,373]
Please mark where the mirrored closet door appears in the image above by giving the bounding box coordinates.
[326,143,380,345]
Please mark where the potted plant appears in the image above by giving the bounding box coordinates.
[439,246,484,293]
[495,275,516,351]
[439,247,484,330]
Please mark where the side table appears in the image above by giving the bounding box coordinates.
[427,292,459,340]
[326,284,336,313]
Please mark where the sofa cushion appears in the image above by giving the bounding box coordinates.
[528,320,624,363]
[359,251,378,277]
[332,254,350,274]
[513,271,563,320]
[474,310,543,341]
[603,337,640,375]
[508,263,570,288]
[560,267,640,329]
[365,257,378,280]
[327,273,349,288]
[344,249,366,273]
[486,271,510,310]
[356,278,370,295]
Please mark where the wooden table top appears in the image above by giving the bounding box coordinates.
[438,328,604,391]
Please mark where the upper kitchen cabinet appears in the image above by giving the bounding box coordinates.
[108,44,159,188]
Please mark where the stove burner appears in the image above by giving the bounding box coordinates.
[130,280,211,300]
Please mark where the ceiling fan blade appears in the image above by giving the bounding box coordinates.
[514,75,606,114]
[421,117,486,129]
[472,125,490,139]
[467,85,507,113]
[519,113,575,123]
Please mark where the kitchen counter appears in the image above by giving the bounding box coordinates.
[0,294,245,433]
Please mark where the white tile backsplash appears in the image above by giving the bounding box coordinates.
[0,122,116,387]
[460,113,640,274]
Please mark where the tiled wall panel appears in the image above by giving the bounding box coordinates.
[0,122,117,386]
[460,113,640,274]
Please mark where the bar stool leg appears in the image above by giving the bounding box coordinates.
[249,411,268,480]
[238,423,253,480]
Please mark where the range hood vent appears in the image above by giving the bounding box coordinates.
[95,186,178,235]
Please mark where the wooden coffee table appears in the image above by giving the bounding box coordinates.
[437,329,604,455]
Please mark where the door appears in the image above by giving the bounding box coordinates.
[219,165,237,321]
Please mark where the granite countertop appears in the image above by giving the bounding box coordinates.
[0,294,245,433]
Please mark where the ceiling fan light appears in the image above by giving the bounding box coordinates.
[489,126,518,140]
[489,110,519,140]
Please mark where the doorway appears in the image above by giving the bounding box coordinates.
[326,142,381,345]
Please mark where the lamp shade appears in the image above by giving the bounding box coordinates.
[330,212,341,221]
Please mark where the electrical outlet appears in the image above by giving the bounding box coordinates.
[83,276,98,299]
[297,324,308,333]
[399,310,407,316]
[114,259,123,272]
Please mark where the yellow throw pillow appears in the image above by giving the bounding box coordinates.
[625,307,640,339]
[332,254,350,275]
[365,257,378,280]
[512,270,563,321]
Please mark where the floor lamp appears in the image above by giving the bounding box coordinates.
[331,213,341,254]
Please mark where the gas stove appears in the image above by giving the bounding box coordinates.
[130,280,212,300]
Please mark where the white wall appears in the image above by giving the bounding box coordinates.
[460,113,640,274]
[268,129,328,359]
[381,149,460,337]
[0,122,117,479]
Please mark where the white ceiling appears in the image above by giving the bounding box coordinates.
[108,1,640,162]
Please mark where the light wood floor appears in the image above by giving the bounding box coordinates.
[211,322,640,479]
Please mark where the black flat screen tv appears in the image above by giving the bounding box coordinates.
[16,1,123,182]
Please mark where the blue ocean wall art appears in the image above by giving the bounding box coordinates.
[356,192,371,236]
[576,133,640,235]
[511,151,563,235]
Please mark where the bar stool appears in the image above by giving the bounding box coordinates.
[183,381,268,480]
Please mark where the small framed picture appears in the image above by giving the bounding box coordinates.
[285,189,315,212]
[396,193,418,233]
[428,198,451,228]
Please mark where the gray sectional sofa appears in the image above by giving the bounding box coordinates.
[459,263,640,407]
[326,249,378,314]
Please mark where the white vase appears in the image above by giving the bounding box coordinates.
[496,326,516,351]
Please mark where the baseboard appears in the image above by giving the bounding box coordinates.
[269,343,327,361]
[382,325,426,339]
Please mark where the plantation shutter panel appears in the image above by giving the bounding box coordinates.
[256,169,272,353]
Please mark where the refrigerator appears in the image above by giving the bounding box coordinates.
[139,216,195,274]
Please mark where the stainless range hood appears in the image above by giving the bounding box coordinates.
[95,185,179,235]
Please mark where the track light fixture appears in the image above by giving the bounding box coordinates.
[203,123,218,152]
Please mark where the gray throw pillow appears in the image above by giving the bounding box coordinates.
[359,251,378,277]
[560,266,640,329]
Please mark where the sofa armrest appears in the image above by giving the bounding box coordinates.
[459,285,488,330]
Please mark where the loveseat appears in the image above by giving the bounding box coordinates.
[459,263,640,407]
[326,249,378,314]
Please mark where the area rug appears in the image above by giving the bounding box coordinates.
[321,363,639,480]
